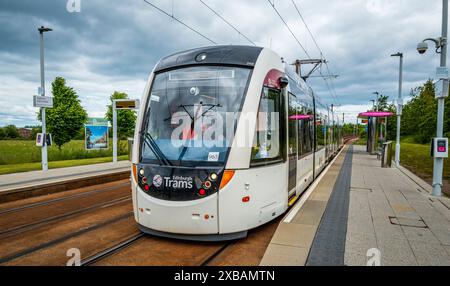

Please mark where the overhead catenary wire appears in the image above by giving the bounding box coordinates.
[291,0,323,59]
[290,0,341,106]
[266,0,312,59]
[267,0,339,105]
[199,0,256,46]
[143,0,217,45]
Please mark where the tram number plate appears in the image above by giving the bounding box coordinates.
[208,152,220,162]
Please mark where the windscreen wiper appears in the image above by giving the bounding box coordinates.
[163,103,221,122]
[141,131,172,166]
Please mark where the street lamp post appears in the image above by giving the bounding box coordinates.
[417,0,448,197]
[373,91,383,142]
[38,26,52,171]
[373,92,380,111]
[391,52,403,167]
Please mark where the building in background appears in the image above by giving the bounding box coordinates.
[18,128,32,139]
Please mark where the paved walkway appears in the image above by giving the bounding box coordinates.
[0,161,130,193]
[261,144,450,266]
[346,145,450,266]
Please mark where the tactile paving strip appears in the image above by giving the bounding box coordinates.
[306,145,353,266]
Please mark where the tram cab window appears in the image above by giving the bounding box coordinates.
[251,87,283,165]
[140,66,252,167]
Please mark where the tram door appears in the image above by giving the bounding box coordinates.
[288,93,298,196]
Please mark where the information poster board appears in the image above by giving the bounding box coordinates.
[85,118,109,150]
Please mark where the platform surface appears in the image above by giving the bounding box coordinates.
[0,161,130,193]
[261,144,450,266]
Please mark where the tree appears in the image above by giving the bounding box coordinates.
[385,103,397,141]
[105,91,137,139]
[401,80,437,144]
[3,125,19,138]
[39,77,88,149]
[374,94,389,112]
[30,126,42,140]
[0,127,5,139]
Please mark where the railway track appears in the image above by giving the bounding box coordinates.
[79,232,235,266]
[80,233,146,266]
[0,181,130,215]
[78,215,282,266]
[0,212,134,264]
[0,196,132,239]
[199,243,233,266]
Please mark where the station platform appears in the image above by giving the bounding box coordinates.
[0,161,130,203]
[261,144,450,266]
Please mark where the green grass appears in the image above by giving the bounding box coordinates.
[399,143,435,179]
[0,140,129,165]
[0,155,129,175]
[396,141,450,196]
[0,139,130,175]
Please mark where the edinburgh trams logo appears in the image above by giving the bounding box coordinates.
[152,174,163,188]
[152,174,194,189]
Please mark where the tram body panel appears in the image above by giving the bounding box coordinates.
[296,153,314,194]
[314,147,327,177]
[132,179,139,222]
[136,188,219,234]
[218,165,288,234]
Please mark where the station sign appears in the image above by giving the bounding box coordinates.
[435,79,449,99]
[115,99,140,110]
[436,67,449,80]
[33,95,53,108]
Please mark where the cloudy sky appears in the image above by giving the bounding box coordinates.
[0,0,445,127]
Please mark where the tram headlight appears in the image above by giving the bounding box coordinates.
[209,173,218,181]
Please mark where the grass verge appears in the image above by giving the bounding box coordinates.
[0,155,129,175]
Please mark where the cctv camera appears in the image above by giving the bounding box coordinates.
[417,42,428,54]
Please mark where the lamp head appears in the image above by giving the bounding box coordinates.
[391,52,403,57]
[38,26,53,33]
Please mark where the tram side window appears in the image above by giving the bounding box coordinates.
[316,115,326,149]
[295,104,313,156]
[288,93,298,156]
[251,88,283,165]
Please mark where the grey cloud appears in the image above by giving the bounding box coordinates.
[0,0,446,126]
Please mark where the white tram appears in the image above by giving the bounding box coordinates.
[131,46,343,241]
